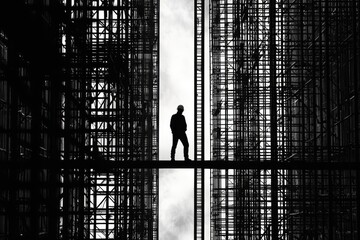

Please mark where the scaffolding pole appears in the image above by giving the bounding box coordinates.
[194,0,205,239]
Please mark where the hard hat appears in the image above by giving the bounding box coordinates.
[177,105,184,111]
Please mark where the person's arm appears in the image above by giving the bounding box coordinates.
[184,116,187,131]
[170,115,174,133]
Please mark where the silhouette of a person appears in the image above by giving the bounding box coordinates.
[170,105,191,161]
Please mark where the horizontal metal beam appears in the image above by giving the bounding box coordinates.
[1,160,359,171]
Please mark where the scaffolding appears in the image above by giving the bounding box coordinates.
[0,0,159,239]
[210,0,360,239]
[1,0,360,239]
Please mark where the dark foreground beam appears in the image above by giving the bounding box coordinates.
[1,160,359,171]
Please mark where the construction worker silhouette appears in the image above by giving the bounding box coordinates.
[170,105,191,161]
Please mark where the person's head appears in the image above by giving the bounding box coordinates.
[177,105,184,113]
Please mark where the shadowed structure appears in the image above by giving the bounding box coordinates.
[0,0,359,240]
[0,1,159,239]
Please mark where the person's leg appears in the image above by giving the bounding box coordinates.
[179,133,189,160]
[171,134,179,160]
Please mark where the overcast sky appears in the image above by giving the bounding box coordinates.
[159,0,195,239]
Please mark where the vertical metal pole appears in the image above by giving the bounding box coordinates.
[123,0,130,236]
[311,2,320,236]
[63,1,72,238]
[353,0,360,237]
[78,3,87,239]
[48,2,61,237]
[49,69,61,239]
[155,1,160,238]
[269,0,278,238]
[30,62,41,239]
[7,32,19,240]
[194,0,205,239]
[324,1,334,239]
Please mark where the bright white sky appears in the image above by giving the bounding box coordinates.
[159,1,210,239]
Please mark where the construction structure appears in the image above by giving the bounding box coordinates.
[209,0,360,239]
[0,0,159,239]
[1,0,360,240]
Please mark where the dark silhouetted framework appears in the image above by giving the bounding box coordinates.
[209,0,360,239]
[0,0,159,239]
[1,0,360,240]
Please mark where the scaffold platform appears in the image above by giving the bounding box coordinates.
[2,160,359,170]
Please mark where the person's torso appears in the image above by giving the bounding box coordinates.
[172,114,186,133]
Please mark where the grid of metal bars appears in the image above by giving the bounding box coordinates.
[1,0,360,239]
[0,0,159,239]
[209,0,360,239]
[194,0,205,239]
